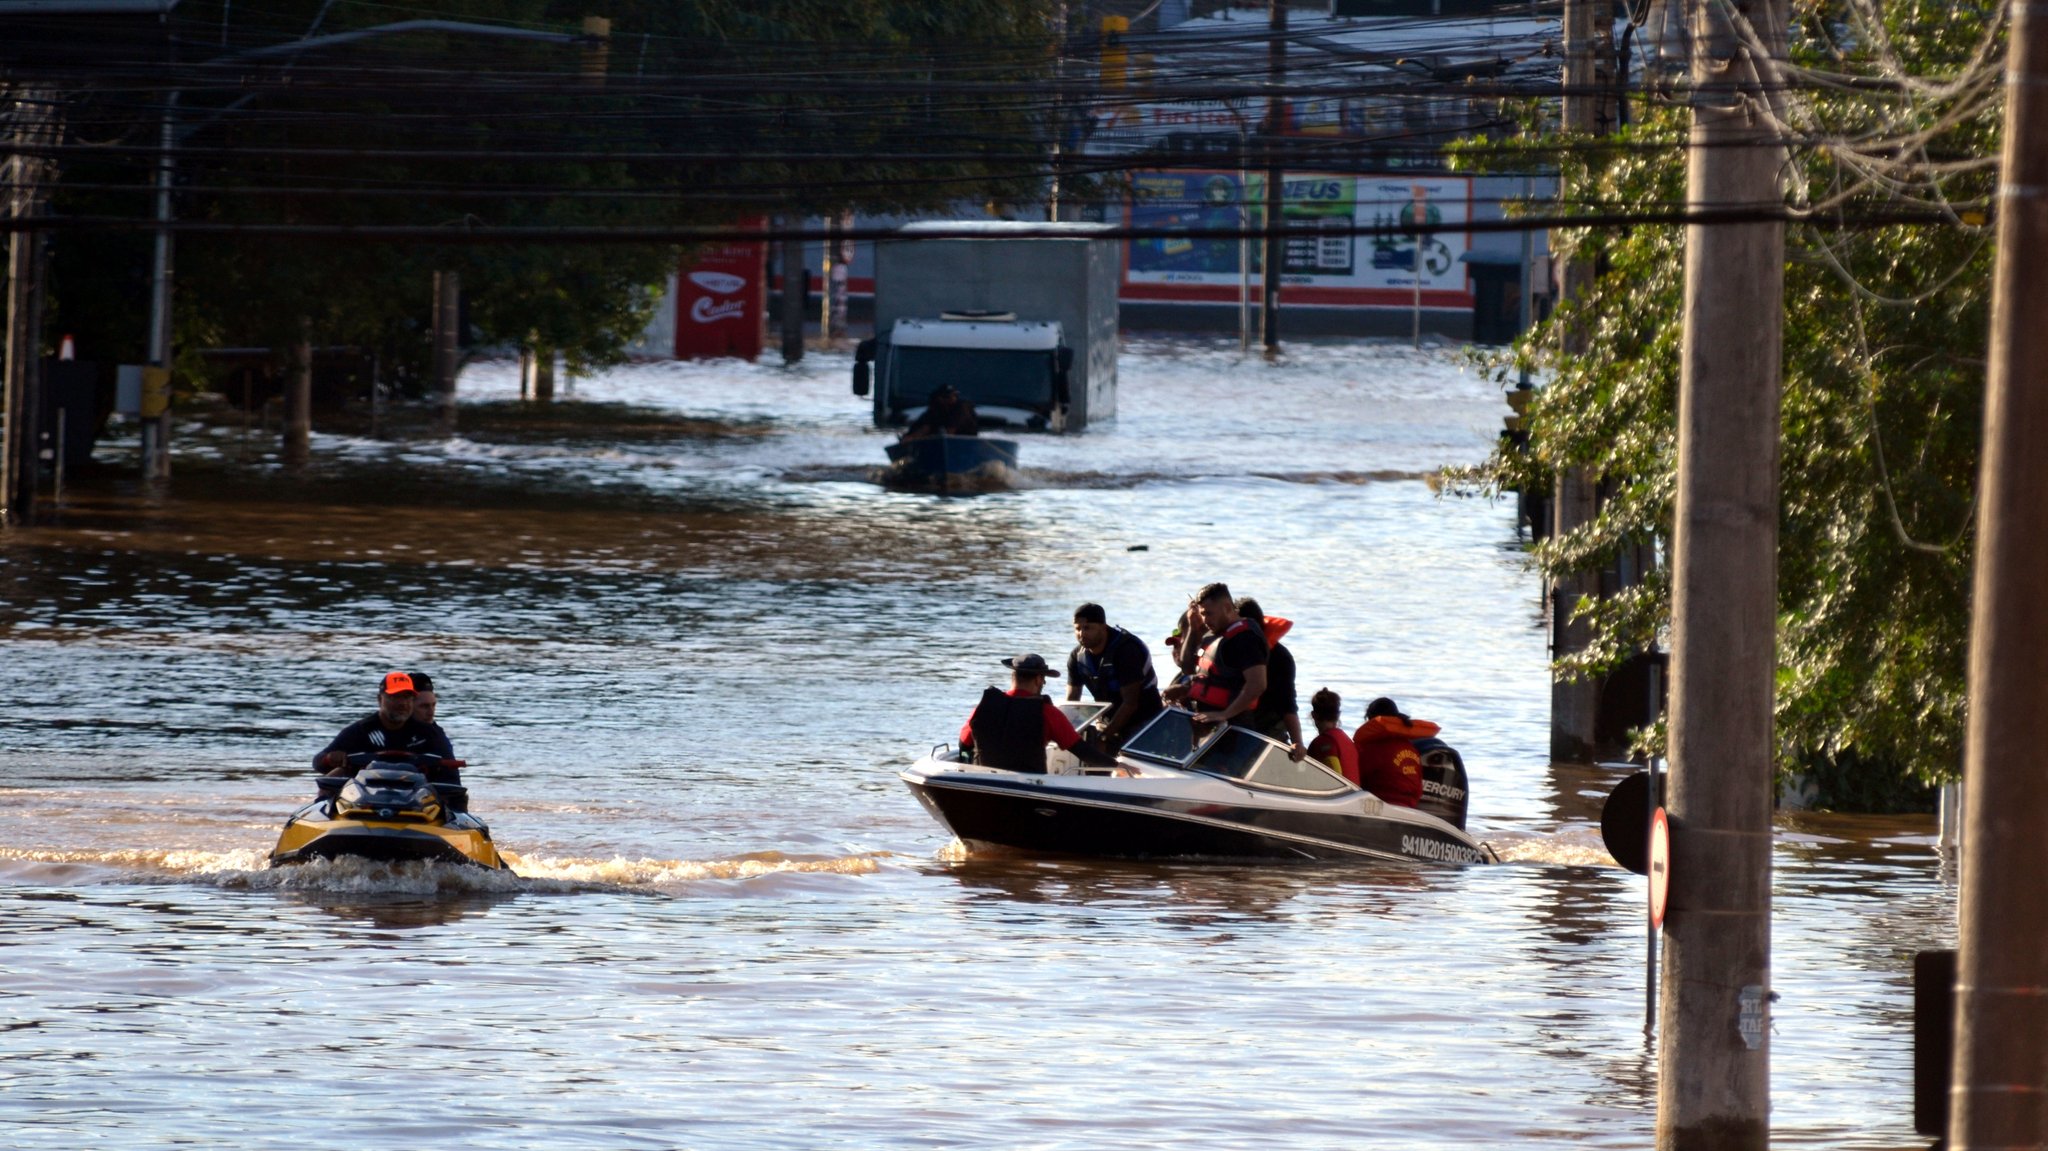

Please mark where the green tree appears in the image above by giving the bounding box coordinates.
[1451,0,1999,807]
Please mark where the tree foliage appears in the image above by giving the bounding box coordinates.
[1450,0,1998,805]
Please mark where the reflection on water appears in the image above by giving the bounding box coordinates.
[0,341,1953,1148]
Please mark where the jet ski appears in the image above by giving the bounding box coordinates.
[901,704,1494,865]
[270,753,514,871]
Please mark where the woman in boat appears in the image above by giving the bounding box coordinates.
[1304,688,1360,784]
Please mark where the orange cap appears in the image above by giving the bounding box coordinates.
[381,671,417,695]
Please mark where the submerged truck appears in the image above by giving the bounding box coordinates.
[853,222,1119,433]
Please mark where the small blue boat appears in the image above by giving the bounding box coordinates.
[883,434,1020,491]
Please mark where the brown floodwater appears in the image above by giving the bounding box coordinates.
[0,340,1950,1148]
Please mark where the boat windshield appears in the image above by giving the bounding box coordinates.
[1119,707,1217,767]
[1058,700,1109,730]
[1191,726,1351,794]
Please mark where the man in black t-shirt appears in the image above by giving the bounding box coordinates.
[1236,597,1303,751]
[1065,602,1163,745]
[1161,582,1268,728]
[314,671,457,782]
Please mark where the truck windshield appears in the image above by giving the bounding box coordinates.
[892,347,1054,412]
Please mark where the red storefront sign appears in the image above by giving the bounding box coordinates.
[675,227,766,361]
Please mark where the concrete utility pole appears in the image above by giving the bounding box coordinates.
[1253,0,1286,352]
[1261,0,1285,354]
[780,230,806,364]
[1549,0,1613,761]
[432,269,461,425]
[283,316,311,467]
[1659,0,1786,1145]
[1947,1,2048,1143]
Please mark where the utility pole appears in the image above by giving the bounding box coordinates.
[780,228,806,364]
[1947,0,2048,1143]
[1658,0,1786,1145]
[432,269,461,425]
[1261,0,1285,354]
[142,93,177,482]
[1549,0,1614,760]
[283,316,311,467]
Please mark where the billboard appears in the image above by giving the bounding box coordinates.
[1123,171,1473,306]
[674,231,766,361]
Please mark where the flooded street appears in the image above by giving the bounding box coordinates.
[1,339,1951,1148]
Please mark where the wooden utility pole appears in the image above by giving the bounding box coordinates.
[1261,0,1285,354]
[780,231,806,364]
[1947,0,2048,1143]
[1658,0,1786,1144]
[432,270,461,426]
[1549,0,1613,761]
[283,317,311,467]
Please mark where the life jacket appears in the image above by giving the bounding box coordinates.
[1258,616,1293,646]
[1187,619,1262,711]
[969,687,1050,774]
[1074,627,1159,701]
[1352,715,1439,807]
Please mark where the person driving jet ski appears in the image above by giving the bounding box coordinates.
[314,671,458,783]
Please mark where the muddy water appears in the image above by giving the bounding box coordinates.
[0,340,1951,1148]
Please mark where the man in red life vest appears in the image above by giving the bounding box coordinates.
[1352,696,1435,807]
[1160,583,1268,730]
[1304,688,1360,783]
[960,654,1116,774]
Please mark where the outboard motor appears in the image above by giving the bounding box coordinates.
[1411,737,1470,830]
[335,767,443,825]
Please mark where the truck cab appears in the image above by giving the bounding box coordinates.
[853,312,1075,432]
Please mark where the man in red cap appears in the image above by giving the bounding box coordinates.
[313,670,457,780]
[959,654,1117,773]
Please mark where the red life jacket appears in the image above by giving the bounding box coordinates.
[1351,715,1438,807]
[1188,619,1260,711]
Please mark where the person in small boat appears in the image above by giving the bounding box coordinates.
[960,654,1117,773]
[314,671,457,782]
[900,383,979,441]
[1160,583,1267,730]
[1352,696,1434,807]
[1234,597,1303,751]
[1065,602,1163,746]
[1304,688,1360,783]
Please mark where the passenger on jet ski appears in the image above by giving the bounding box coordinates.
[961,654,1117,773]
[1353,696,1434,807]
[1160,583,1267,731]
[1235,598,1303,751]
[407,670,453,755]
[314,671,458,783]
[1064,603,1162,746]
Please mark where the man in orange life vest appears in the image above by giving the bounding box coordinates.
[1352,696,1435,807]
[960,654,1117,773]
[1160,583,1268,730]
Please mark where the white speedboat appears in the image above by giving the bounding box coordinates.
[901,705,1495,865]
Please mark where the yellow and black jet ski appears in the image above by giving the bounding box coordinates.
[270,758,514,871]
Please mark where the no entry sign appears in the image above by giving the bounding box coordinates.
[1649,807,1671,928]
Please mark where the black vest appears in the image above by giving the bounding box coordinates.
[968,688,1049,774]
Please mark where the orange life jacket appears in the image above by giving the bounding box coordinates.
[1188,619,1261,711]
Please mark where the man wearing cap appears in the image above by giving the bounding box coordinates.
[959,654,1117,774]
[313,671,457,781]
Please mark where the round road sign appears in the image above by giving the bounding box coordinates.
[1648,807,1671,928]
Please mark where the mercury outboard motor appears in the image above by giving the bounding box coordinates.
[1411,737,1470,830]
